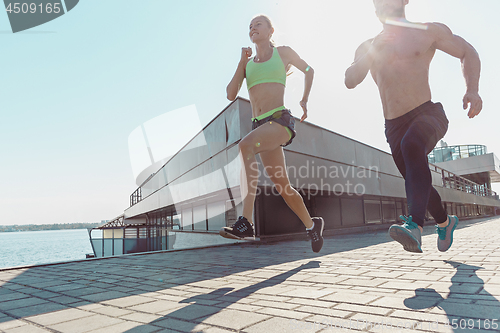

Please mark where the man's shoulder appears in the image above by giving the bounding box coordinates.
[357,38,374,51]
[425,22,453,35]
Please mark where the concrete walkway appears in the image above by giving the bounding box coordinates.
[1,217,499,333]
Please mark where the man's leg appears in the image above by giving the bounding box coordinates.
[386,123,424,253]
[400,121,436,228]
[397,120,458,252]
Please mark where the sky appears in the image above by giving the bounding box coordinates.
[1,0,499,226]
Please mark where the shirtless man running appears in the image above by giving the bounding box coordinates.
[345,0,482,253]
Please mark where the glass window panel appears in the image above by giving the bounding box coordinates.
[396,201,404,219]
[341,198,363,226]
[124,239,137,254]
[208,201,226,231]
[113,239,123,256]
[182,208,193,230]
[315,196,341,228]
[364,199,381,224]
[113,229,124,239]
[193,205,207,231]
[382,200,396,223]
[103,239,113,256]
[173,213,181,230]
[91,239,103,258]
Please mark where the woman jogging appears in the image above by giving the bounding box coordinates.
[219,14,324,253]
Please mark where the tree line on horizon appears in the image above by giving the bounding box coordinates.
[0,222,105,232]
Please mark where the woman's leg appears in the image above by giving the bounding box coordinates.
[236,121,323,252]
[238,121,290,224]
[259,146,314,229]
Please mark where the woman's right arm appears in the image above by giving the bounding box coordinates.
[227,47,252,100]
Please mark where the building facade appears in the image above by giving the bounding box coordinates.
[89,98,500,257]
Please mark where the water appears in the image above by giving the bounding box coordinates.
[0,229,94,269]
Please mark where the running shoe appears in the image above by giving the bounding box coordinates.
[389,215,423,253]
[307,217,324,253]
[436,215,458,252]
[219,216,254,240]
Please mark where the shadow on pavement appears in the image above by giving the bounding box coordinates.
[404,260,500,332]
[125,261,321,332]
[0,227,390,324]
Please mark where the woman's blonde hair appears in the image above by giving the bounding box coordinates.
[252,14,275,47]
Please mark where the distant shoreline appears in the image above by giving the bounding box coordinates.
[0,223,104,233]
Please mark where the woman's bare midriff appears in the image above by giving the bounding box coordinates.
[248,82,285,117]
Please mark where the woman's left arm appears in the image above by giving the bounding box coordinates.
[279,46,314,122]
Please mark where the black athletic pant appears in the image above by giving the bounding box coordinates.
[385,101,449,227]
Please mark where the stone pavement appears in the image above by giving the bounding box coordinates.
[0,217,499,333]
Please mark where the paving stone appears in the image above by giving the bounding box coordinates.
[119,311,162,323]
[389,309,452,325]
[245,317,322,333]
[255,307,311,320]
[26,308,94,326]
[0,297,48,311]
[319,292,380,305]
[48,295,83,304]
[0,319,26,331]
[303,315,364,331]
[79,291,130,303]
[0,292,31,303]
[152,317,209,331]
[165,304,221,321]
[3,325,53,333]
[333,303,392,316]
[195,326,235,333]
[101,295,156,308]
[294,305,352,319]
[218,302,264,312]
[250,299,300,310]
[278,287,335,299]
[48,314,124,333]
[128,299,185,314]
[200,309,270,330]
[91,306,133,317]
[87,321,156,333]
[5,302,68,318]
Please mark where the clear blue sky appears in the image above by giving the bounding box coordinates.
[1,0,499,225]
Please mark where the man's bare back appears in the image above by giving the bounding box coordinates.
[345,0,482,120]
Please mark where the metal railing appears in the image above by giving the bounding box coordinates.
[430,164,497,198]
[130,187,141,206]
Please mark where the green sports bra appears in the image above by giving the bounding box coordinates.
[246,47,286,90]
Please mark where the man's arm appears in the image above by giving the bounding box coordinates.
[344,40,373,89]
[431,23,482,118]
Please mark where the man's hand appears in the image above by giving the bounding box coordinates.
[299,100,308,122]
[463,92,482,118]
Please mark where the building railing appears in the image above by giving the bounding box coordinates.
[130,187,141,206]
[428,144,487,163]
[430,164,498,199]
